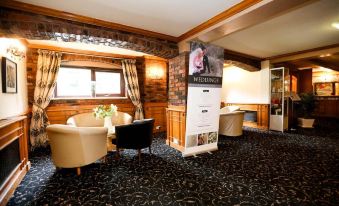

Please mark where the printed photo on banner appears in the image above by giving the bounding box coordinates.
[186,134,198,148]
[186,133,211,148]
[188,42,224,78]
[208,132,218,144]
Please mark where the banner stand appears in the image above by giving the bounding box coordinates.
[183,41,224,157]
[182,144,218,157]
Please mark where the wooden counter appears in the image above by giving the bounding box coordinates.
[166,105,186,152]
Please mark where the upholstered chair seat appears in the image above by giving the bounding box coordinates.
[114,118,155,162]
[46,124,108,175]
[219,106,244,136]
[66,111,133,127]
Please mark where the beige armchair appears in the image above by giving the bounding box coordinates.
[66,111,133,152]
[219,106,244,136]
[220,105,240,113]
[66,111,133,127]
[46,124,108,175]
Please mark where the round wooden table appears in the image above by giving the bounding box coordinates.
[106,127,116,151]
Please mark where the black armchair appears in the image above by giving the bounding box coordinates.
[114,118,154,161]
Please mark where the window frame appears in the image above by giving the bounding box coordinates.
[54,66,126,99]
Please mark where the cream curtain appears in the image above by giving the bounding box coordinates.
[121,59,144,120]
[30,50,62,148]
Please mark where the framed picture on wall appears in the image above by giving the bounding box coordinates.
[1,57,17,93]
[314,82,334,96]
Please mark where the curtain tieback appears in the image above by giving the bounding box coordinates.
[33,102,45,110]
[136,103,142,108]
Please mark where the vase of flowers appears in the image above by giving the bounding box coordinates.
[93,104,118,132]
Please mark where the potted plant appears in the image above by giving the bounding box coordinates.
[297,93,316,128]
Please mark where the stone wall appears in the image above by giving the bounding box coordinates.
[0,7,178,59]
[168,52,188,106]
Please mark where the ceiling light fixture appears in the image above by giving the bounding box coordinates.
[332,22,339,30]
[319,54,331,58]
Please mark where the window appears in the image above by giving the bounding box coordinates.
[54,67,126,98]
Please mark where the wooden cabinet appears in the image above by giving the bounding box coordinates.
[0,116,30,206]
[166,106,186,152]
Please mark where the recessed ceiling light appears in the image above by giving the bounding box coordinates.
[319,54,331,58]
[332,22,339,30]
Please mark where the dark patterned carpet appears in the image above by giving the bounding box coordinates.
[8,124,339,205]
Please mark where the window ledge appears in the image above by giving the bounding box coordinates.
[52,97,128,100]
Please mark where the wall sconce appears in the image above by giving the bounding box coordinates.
[0,38,26,61]
[149,67,164,79]
[7,46,26,61]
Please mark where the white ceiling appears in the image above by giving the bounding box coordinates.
[17,0,242,37]
[15,0,339,59]
[212,0,339,58]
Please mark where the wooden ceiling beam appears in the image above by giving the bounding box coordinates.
[224,49,262,72]
[178,0,263,41]
[307,59,339,72]
[272,62,300,72]
[269,44,339,63]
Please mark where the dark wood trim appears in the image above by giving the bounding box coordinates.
[305,58,339,72]
[268,44,339,62]
[178,0,263,41]
[224,49,262,71]
[0,0,178,42]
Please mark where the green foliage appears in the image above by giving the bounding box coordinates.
[299,93,315,118]
[93,104,118,119]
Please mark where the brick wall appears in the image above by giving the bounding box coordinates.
[143,57,168,102]
[168,52,189,106]
[0,7,178,59]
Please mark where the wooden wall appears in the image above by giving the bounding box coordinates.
[314,97,339,118]
[46,102,167,133]
[296,68,338,118]
[298,69,313,93]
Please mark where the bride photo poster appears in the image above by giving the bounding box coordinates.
[183,41,224,157]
